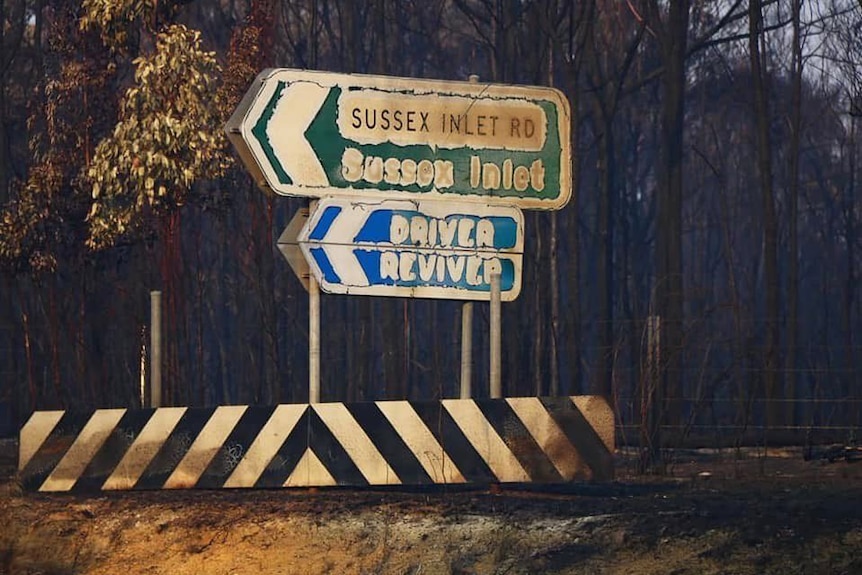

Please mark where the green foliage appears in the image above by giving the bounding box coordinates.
[0,47,115,275]
[219,22,268,120]
[79,0,156,53]
[84,24,230,249]
[0,167,61,273]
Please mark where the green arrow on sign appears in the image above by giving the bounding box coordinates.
[226,69,572,210]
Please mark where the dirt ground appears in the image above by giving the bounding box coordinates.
[1,440,861,575]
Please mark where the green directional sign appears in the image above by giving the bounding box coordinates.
[226,69,572,210]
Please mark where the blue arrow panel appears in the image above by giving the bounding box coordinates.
[309,247,341,284]
[308,206,342,241]
[299,198,525,300]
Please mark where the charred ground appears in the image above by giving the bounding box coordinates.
[1,440,860,575]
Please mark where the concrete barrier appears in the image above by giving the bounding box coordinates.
[18,396,614,492]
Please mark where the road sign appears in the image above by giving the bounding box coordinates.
[226,69,571,210]
[297,197,524,301]
[277,208,310,291]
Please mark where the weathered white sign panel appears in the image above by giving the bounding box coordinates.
[226,69,571,210]
[276,208,310,292]
[298,197,524,301]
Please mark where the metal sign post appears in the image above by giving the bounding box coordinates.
[489,273,502,398]
[309,276,321,403]
[462,74,478,400]
[460,302,473,399]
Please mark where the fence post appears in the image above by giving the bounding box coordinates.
[150,291,162,408]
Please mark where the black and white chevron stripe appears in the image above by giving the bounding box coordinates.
[18,397,614,492]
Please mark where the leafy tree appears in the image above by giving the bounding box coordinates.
[84,24,229,249]
[0,1,116,274]
[79,0,156,53]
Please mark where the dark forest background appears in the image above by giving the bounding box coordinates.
[1,0,861,457]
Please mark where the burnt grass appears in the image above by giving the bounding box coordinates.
[1,439,861,574]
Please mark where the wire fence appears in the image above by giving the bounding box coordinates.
[0,324,13,437]
[614,393,860,451]
[2,299,861,454]
[566,313,862,452]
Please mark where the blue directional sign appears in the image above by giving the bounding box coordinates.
[298,198,524,301]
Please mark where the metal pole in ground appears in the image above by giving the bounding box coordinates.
[460,72,481,400]
[460,303,473,399]
[150,290,162,408]
[489,273,502,398]
[309,275,321,403]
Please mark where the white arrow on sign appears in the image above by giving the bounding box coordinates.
[298,197,524,301]
[263,82,330,188]
[225,68,572,210]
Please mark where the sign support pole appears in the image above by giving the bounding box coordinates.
[309,275,321,403]
[490,273,502,398]
[460,303,473,399]
[459,72,481,401]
